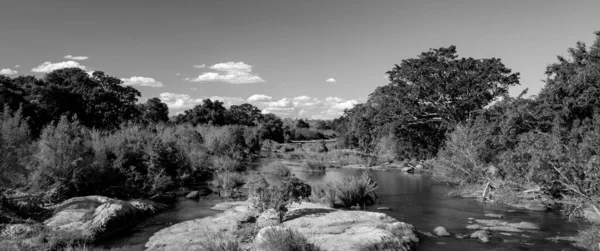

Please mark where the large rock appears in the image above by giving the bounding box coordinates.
[433,226,450,236]
[470,230,492,242]
[146,201,259,251]
[44,196,165,243]
[257,208,280,228]
[279,203,419,251]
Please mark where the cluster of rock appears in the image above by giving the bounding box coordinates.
[1,195,166,249]
[145,200,420,251]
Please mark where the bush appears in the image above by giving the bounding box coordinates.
[255,228,321,251]
[198,125,248,161]
[0,106,32,188]
[311,171,378,208]
[255,177,311,213]
[301,160,326,173]
[264,162,291,177]
[574,226,600,251]
[30,116,97,200]
[211,155,244,172]
[198,228,241,251]
[211,171,245,190]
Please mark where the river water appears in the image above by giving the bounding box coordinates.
[98,158,585,251]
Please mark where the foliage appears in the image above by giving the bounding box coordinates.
[255,228,322,251]
[336,45,519,159]
[301,160,326,173]
[574,226,600,251]
[311,171,378,208]
[139,97,169,124]
[258,113,285,143]
[0,106,32,187]
[255,177,311,213]
[211,171,245,190]
[265,162,292,177]
[30,116,97,200]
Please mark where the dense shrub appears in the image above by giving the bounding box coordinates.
[211,171,245,190]
[311,171,378,208]
[301,160,326,173]
[264,162,291,177]
[0,106,33,188]
[30,116,97,200]
[255,177,311,213]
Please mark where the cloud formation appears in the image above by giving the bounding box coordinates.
[190,62,265,84]
[0,68,18,75]
[14,65,20,68]
[193,64,206,68]
[326,78,336,83]
[247,94,273,102]
[64,55,89,61]
[120,76,164,87]
[31,61,86,73]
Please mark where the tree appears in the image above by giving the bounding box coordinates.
[226,103,263,126]
[174,99,227,126]
[258,113,284,143]
[140,97,169,124]
[295,119,310,129]
[339,45,519,158]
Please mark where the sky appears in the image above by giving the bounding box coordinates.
[1,0,599,119]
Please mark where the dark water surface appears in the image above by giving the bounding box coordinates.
[99,158,584,250]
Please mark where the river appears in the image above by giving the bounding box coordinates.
[98,158,585,250]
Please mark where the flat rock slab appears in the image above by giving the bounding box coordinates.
[466,219,540,233]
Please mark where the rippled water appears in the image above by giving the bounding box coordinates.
[98,158,585,250]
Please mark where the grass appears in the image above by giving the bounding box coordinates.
[211,171,245,190]
[301,160,326,173]
[310,171,378,208]
[255,228,322,251]
[197,229,241,251]
[574,226,600,251]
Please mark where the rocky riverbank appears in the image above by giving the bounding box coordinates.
[145,199,420,251]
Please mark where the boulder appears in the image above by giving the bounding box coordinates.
[211,200,254,211]
[484,213,504,219]
[257,208,281,228]
[146,201,259,251]
[470,230,492,242]
[377,207,392,211]
[433,226,450,236]
[280,202,419,251]
[185,191,199,199]
[44,196,165,243]
[401,166,414,173]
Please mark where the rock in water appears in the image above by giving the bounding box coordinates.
[470,230,492,242]
[185,191,199,199]
[484,213,504,219]
[433,226,450,236]
[44,196,165,243]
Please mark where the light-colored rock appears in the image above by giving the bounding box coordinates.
[470,230,492,242]
[280,203,418,251]
[433,226,450,236]
[466,219,540,233]
[185,191,199,199]
[257,208,280,228]
[484,213,504,219]
[44,196,165,243]
[377,207,392,211]
[210,200,254,211]
[146,201,258,251]
[401,167,414,173]
[583,207,600,224]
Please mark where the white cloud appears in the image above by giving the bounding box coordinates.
[247,94,272,102]
[193,64,206,68]
[0,68,18,75]
[293,95,311,101]
[159,92,203,110]
[209,96,245,107]
[190,61,265,84]
[64,55,89,61]
[14,65,20,68]
[120,76,164,87]
[31,61,86,73]
[176,72,181,76]
[326,78,336,83]
[246,95,358,119]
